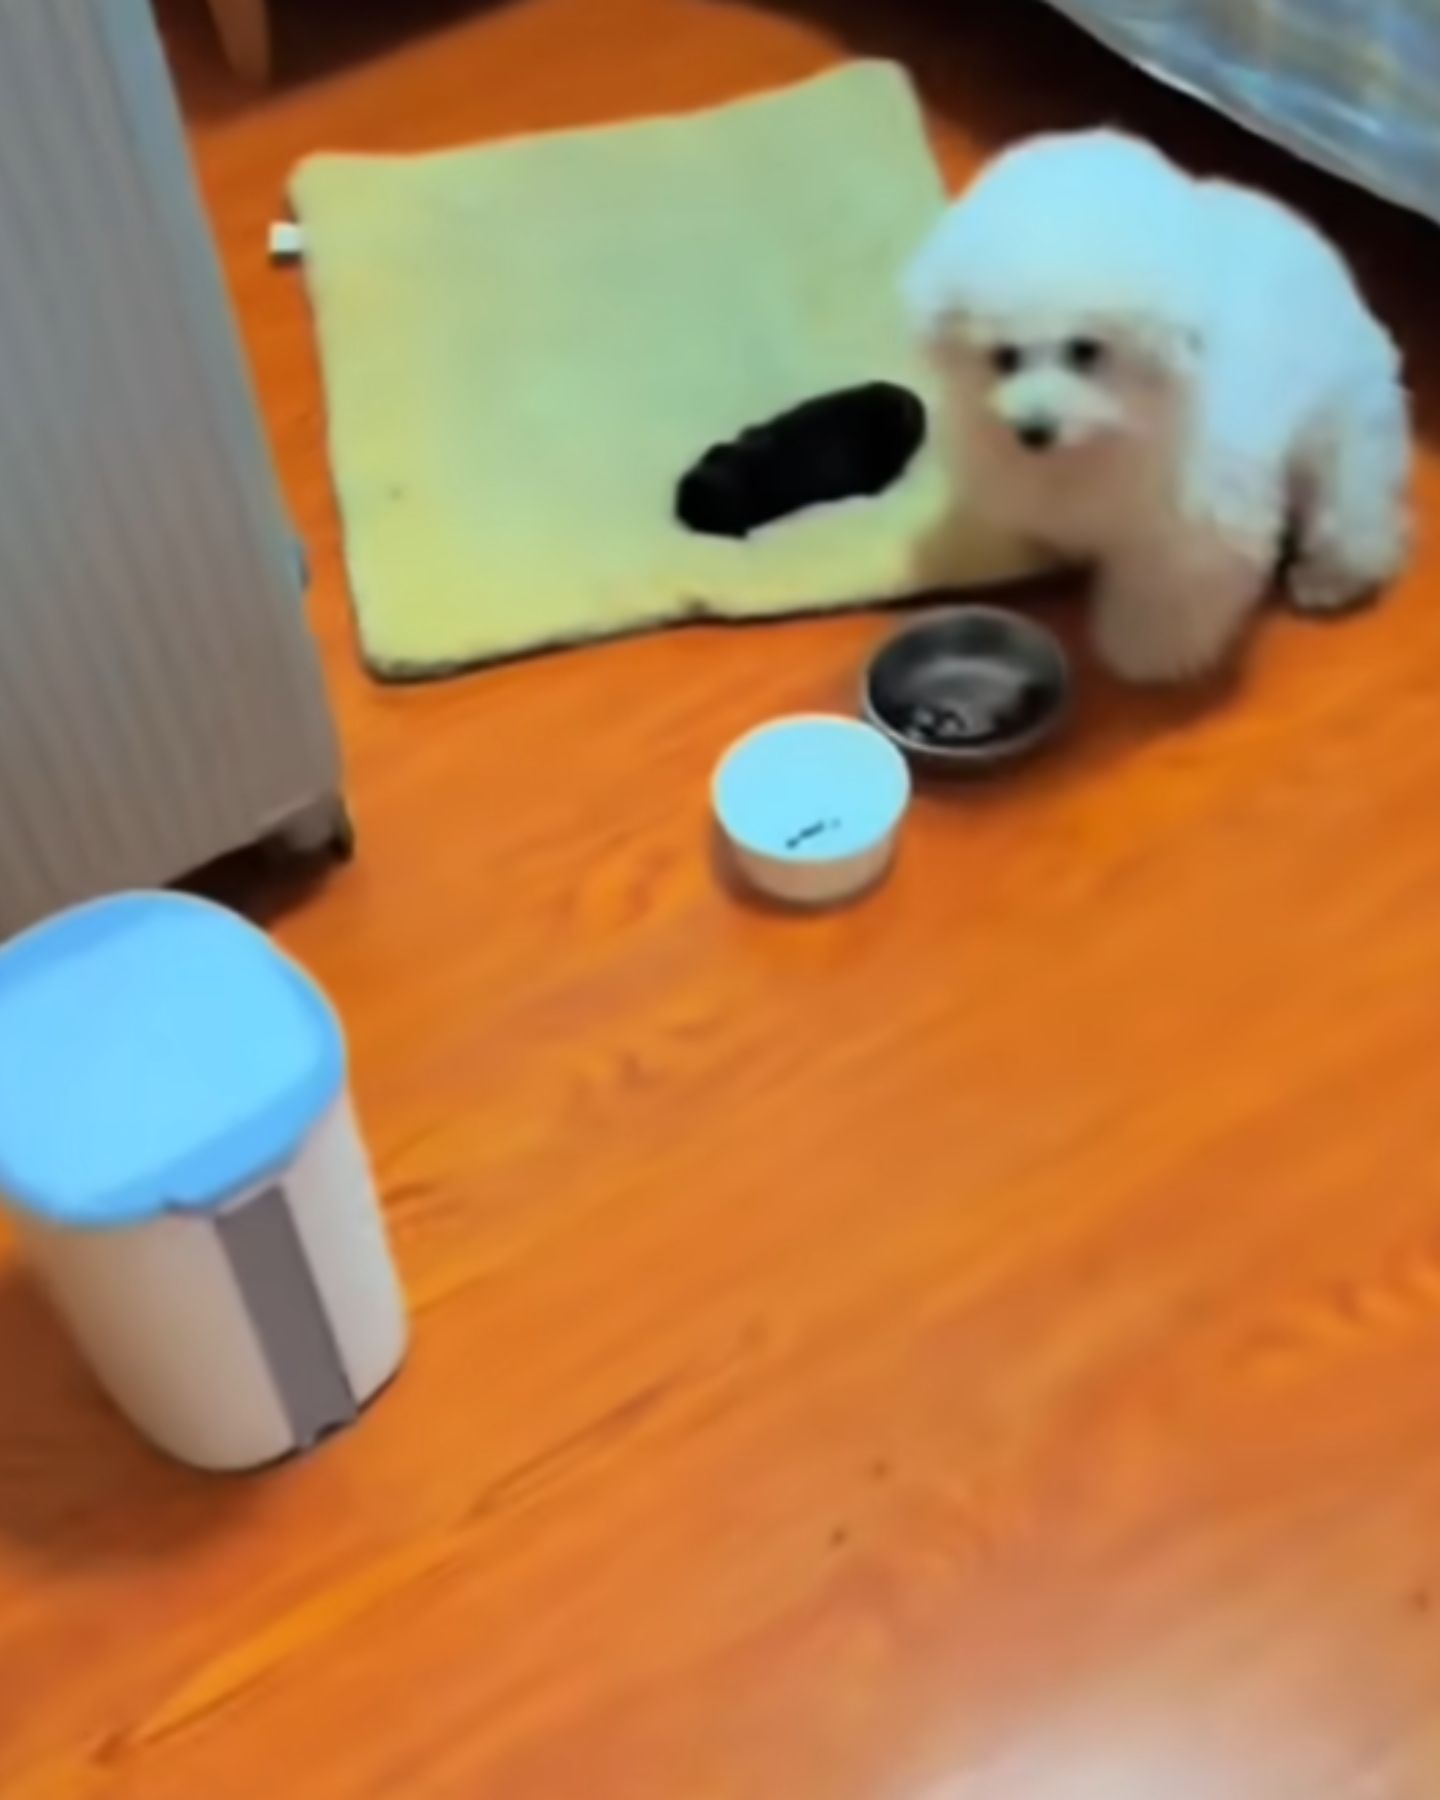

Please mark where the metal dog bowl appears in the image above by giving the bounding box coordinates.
[862,606,1071,773]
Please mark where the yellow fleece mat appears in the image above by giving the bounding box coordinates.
[290,63,1043,678]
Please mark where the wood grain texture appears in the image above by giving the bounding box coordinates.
[5,2,1440,1794]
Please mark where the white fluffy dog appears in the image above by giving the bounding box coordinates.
[903,131,1411,682]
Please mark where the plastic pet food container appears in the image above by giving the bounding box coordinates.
[0,892,407,1471]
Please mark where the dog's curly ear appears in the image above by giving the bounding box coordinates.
[1122,316,1206,377]
[1175,324,1206,365]
[900,226,970,345]
[915,306,973,361]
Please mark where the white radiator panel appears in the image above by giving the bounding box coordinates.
[0,0,341,935]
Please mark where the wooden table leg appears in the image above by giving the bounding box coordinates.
[206,0,270,81]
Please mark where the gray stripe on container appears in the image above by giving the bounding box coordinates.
[216,1185,357,1450]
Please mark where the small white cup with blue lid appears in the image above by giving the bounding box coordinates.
[0,892,406,1470]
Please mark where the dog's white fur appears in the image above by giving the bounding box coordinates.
[904,131,1411,682]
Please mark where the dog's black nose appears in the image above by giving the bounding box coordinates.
[1017,420,1056,451]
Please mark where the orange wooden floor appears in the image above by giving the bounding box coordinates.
[5,2,1440,1794]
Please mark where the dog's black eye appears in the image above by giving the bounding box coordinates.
[990,344,1024,376]
[1065,337,1105,372]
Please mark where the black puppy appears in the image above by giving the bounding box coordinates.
[676,382,926,538]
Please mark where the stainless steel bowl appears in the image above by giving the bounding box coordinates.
[861,606,1071,772]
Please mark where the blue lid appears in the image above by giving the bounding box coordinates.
[0,893,345,1229]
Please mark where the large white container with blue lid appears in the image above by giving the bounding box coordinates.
[0,892,407,1470]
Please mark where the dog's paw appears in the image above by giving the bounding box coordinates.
[1097,637,1211,685]
[1093,601,1228,685]
[1289,503,1409,615]
[1287,552,1385,616]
